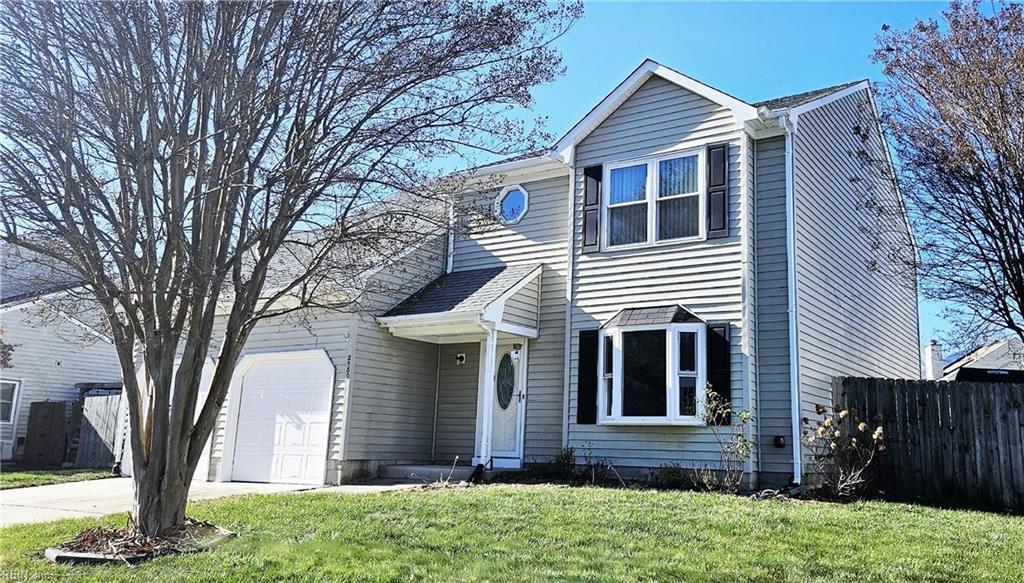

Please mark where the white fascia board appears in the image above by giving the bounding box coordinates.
[552,59,759,163]
[377,310,480,328]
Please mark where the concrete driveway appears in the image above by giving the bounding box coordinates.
[0,478,311,527]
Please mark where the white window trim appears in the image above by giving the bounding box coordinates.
[494,184,529,225]
[597,323,707,426]
[601,147,706,251]
[0,379,21,425]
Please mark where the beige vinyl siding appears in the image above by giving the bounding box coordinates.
[567,75,747,469]
[344,315,438,463]
[503,276,540,330]
[433,342,480,463]
[343,236,446,464]
[205,309,353,482]
[452,171,570,460]
[752,136,795,478]
[0,306,121,459]
[207,236,447,480]
[791,90,920,450]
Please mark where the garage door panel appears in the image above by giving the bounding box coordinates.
[229,353,333,485]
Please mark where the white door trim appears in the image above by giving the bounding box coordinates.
[491,341,528,466]
[217,349,335,484]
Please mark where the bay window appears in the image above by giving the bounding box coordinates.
[597,323,707,425]
[603,148,704,249]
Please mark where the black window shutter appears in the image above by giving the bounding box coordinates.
[706,144,729,239]
[577,329,598,424]
[706,323,731,425]
[582,165,602,253]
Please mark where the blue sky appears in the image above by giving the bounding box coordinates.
[525,1,950,347]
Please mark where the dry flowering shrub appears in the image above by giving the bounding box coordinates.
[693,387,755,493]
[802,403,886,499]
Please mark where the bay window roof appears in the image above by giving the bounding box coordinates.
[602,304,703,329]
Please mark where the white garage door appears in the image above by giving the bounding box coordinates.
[230,352,334,485]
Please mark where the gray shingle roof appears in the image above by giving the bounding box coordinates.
[1,241,84,306]
[384,264,540,317]
[753,80,865,110]
[601,305,703,328]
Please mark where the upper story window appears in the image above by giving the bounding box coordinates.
[603,148,704,249]
[597,323,707,425]
[495,185,528,225]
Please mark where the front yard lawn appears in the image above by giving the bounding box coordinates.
[1,485,1022,582]
[0,468,113,490]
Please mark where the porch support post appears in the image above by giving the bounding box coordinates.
[473,327,498,466]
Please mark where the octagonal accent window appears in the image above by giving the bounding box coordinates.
[494,184,529,225]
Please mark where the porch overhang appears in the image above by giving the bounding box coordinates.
[378,264,542,344]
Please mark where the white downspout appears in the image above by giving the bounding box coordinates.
[445,196,455,273]
[783,114,803,485]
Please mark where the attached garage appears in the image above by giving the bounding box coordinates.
[220,350,335,485]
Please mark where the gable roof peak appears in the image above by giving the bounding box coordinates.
[551,59,759,163]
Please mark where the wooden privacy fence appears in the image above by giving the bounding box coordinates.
[19,394,124,469]
[22,401,71,467]
[834,377,1024,512]
[75,393,123,468]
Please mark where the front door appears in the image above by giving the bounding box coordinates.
[490,344,525,462]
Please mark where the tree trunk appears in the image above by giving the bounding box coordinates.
[132,463,191,536]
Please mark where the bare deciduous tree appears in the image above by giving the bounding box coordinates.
[0,0,579,536]
[865,1,1024,351]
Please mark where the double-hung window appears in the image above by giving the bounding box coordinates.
[596,323,707,425]
[603,149,704,249]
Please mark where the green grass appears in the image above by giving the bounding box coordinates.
[1,485,1022,582]
[0,468,113,490]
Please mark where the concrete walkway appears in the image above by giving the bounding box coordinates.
[1,478,417,527]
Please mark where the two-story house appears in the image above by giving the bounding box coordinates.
[179,60,919,489]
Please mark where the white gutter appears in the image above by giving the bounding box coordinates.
[782,113,803,485]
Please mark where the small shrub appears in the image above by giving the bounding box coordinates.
[647,463,692,490]
[550,446,577,481]
[577,446,607,485]
[692,387,755,493]
[802,403,886,499]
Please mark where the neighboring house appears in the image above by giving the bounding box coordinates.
[133,59,920,488]
[932,338,1024,383]
[0,243,122,461]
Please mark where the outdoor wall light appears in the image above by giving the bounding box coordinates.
[774,435,786,448]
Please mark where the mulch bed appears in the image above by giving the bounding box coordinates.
[45,518,235,565]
